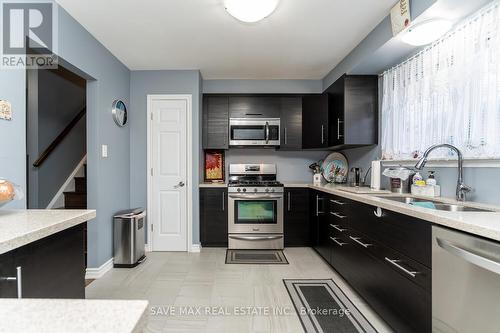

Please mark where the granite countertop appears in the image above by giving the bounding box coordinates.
[0,209,96,255]
[309,183,500,242]
[0,299,148,333]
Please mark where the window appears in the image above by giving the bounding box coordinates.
[381,1,500,160]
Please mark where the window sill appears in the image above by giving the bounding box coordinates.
[381,158,500,168]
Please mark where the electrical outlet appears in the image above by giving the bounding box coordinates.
[101,144,108,158]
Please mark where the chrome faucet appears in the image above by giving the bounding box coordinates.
[415,144,472,201]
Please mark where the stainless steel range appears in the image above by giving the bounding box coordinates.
[227,164,284,249]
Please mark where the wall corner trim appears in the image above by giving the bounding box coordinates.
[85,257,113,279]
[190,244,202,253]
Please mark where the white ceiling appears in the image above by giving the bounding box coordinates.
[55,0,397,79]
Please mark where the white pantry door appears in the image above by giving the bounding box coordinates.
[150,97,188,251]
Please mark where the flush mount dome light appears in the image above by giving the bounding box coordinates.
[401,19,452,46]
[224,0,280,23]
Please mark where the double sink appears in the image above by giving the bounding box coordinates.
[374,196,493,212]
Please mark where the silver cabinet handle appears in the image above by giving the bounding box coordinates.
[321,125,324,144]
[337,119,344,139]
[265,121,270,144]
[349,236,373,248]
[437,238,500,275]
[384,257,419,278]
[330,237,347,246]
[287,192,291,211]
[222,191,225,211]
[316,195,324,216]
[174,181,185,188]
[284,127,288,145]
[330,224,347,232]
[330,212,347,219]
[330,199,346,206]
[0,266,22,298]
[228,194,282,199]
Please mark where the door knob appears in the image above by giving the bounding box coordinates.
[174,181,185,188]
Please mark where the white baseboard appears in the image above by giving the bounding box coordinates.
[190,244,202,253]
[145,243,152,252]
[85,257,113,279]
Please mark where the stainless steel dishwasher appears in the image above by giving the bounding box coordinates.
[432,226,500,333]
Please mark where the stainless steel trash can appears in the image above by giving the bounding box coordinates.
[113,208,146,268]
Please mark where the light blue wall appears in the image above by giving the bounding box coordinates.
[129,70,202,243]
[0,3,131,268]
[203,79,322,94]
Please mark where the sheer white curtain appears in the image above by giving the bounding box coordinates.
[381,1,500,160]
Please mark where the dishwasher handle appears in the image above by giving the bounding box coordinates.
[437,237,500,275]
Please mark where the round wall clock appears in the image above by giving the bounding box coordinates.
[112,100,128,127]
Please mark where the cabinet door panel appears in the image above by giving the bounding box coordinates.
[0,251,17,298]
[302,94,328,148]
[284,188,310,246]
[203,96,229,149]
[229,97,280,118]
[280,97,302,150]
[200,188,228,246]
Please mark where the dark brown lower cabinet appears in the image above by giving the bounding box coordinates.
[0,224,85,299]
[200,188,228,247]
[284,188,310,246]
[313,193,431,333]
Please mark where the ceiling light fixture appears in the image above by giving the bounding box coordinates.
[401,19,452,46]
[223,0,280,23]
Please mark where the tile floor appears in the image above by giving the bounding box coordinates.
[86,247,393,333]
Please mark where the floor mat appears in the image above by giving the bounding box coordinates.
[225,249,288,264]
[283,279,378,333]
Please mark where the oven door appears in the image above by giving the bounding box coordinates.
[229,118,280,146]
[228,193,283,234]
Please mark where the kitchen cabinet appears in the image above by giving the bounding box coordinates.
[229,96,280,118]
[284,188,309,246]
[310,192,432,333]
[302,75,378,149]
[202,96,229,149]
[302,94,329,149]
[0,224,85,299]
[279,97,302,150]
[311,191,330,260]
[200,188,228,247]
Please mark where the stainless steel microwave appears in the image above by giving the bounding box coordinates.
[229,118,280,147]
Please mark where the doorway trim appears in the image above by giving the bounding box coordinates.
[146,94,193,252]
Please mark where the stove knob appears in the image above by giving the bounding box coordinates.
[242,188,247,192]
[265,188,270,193]
[237,188,241,192]
[254,188,258,193]
[271,188,275,192]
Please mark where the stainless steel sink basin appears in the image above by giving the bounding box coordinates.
[374,196,493,212]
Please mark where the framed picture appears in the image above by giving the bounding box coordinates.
[204,150,225,182]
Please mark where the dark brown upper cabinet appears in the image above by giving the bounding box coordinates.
[202,96,229,149]
[279,97,302,150]
[302,75,378,150]
[228,96,280,118]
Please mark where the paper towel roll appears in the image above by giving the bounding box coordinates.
[371,160,382,190]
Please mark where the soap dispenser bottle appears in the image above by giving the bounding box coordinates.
[426,171,437,186]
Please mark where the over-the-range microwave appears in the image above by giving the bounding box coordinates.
[229,118,280,147]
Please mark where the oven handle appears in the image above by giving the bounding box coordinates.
[229,235,283,241]
[228,194,283,199]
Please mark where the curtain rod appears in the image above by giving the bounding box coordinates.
[379,0,499,77]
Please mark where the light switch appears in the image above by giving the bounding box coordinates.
[101,144,108,158]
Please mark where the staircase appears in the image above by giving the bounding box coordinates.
[63,164,87,267]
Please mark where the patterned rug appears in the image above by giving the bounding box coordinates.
[225,249,289,264]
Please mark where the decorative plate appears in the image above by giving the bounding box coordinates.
[321,152,349,183]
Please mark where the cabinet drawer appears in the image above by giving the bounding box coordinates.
[328,195,350,215]
[349,203,431,267]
